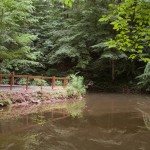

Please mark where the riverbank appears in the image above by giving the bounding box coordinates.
[0,88,80,107]
[0,75,86,107]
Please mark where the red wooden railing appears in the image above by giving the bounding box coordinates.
[0,72,69,90]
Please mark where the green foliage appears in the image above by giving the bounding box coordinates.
[0,92,12,107]
[66,74,86,97]
[99,0,150,61]
[0,0,37,61]
[17,78,28,85]
[66,100,86,118]
[31,0,108,70]
[55,80,63,86]
[2,78,10,84]
[0,99,12,107]
[137,62,150,90]
[64,0,75,7]
[45,68,73,77]
[0,0,39,75]
[0,59,40,74]
[0,0,149,90]
[32,79,48,86]
[100,50,127,60]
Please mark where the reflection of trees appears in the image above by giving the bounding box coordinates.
[0,100,86,121]
[138,109,150,130]
[0,103,68,120]
[143,112,150,130]
[0,100,86,135]
[66,100,86,118]
[138,102,150,130]
[0,108,69,135]
[0,100,86,150]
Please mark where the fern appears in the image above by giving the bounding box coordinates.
[66,74,86,97]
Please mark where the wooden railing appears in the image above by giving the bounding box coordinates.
[0,72,69,90]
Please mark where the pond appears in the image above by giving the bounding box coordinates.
[0,93,150,150]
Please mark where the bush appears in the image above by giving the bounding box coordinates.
[137,62,150,91]
[55,80,63,86]
[66,74,86,97]
[0,99,12,106]
[0,92,12,106]
[17,78,28,85]
[66,100,86,118]
[2,78,10,84]
[32,78,48,86]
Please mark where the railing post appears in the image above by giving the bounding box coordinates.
[68,77,71,84]
[26,76,29,91]
[63,77,67,89]
[52,76,55,89]
[10,72,14,90]
[12,72,15,85]
[0,73,2,86]
[41,75,43,92]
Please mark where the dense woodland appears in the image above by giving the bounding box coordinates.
[0,0,150,91]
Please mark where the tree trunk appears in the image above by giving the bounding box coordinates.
[112,59,115,81]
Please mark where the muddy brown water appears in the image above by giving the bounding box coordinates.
[0,93,150,150]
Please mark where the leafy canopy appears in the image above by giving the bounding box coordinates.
[99,0,150,62]
[0,0,37,61]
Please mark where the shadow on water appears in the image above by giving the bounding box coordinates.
[0,93,150,150]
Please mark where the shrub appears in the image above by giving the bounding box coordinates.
[55,80,63,86]
[17,78,28,85]
[32,79,48,86]
[2,78,10,84]
[66,74,86,97]
[66,100,86,118]
[0,99,12,106]
[0,92,12,106]
[137,62,150,91]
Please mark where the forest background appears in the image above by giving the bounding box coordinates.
[0,0,150,91]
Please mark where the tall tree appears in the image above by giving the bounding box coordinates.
[31,0,110,73]
[99,0,150,61]
[0,0,38,73]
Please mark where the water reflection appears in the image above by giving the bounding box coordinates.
[0,99,86,134]
[0,94,150,150]
[138,101,150,130]
[66,100,86,118]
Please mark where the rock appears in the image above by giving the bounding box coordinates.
[31,99,41,104]
[0,103,4,107]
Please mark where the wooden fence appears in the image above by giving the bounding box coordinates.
[0,72,69,91]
